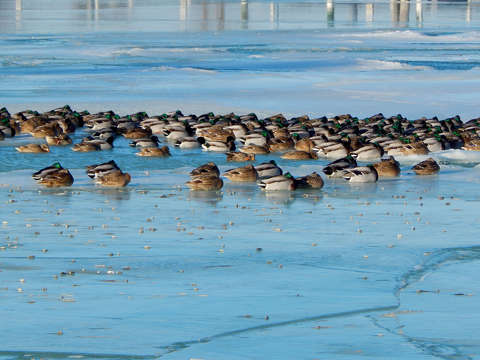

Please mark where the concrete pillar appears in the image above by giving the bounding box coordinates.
[365,3,374,23]
[416,0,423,26]
[270,2,279,29]
[326,0,334,27]
[349,3,358,23]
[216,2,225,31]
[399,0,410,26]
[241,0,248,29]
[390,0,399,25]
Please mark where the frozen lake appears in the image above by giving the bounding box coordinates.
[1,0,480,359]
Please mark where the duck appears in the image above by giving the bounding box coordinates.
[462,139,480,151]
[196,127,233,143]
[342,166,378,183]
[295,172,324,189]
[423,137,445,152]
[258,173,296,191]
[239,145,270,155]
[45,134,73,146]
[386,142,429,156]
[31,123,61,138]
[322,155,358,178]
[281,150,317,160]
[226,152,255,162]
[412,158,440,175]
[86,160,120,179]
[80,138,114,150]
[136,146,171,157]
[243,132,269,147]
[129,136,159,148]
[268,137,294,152]
[190,162,220,178]
[174,137,200,149]
[122,128,152,139]
[16,144,50,153]
[372,156,400,177]
[294,138,315,153]
[254,160,283,179]
[94,170,131,187]
[72,142,100,152]
[314,142,349,159]
[200,140,235,152]
[32,162,74,187]
[223,165,258,182]
[351,144,383,161]
[185,175,223,191]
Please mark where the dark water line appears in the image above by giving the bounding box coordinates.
[159,303,399,354]
[0,350,157,360]
[366,245,480,360]
[368,315,474,360]
[395,245,480,298]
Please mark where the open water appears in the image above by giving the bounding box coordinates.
[1,0,480,359]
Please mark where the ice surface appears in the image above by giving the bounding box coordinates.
[1,0,480,359]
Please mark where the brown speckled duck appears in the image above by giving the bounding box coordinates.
[136,146,171,157]
[223,164,258,182]
[16,144,50,153]
[412,158,440,175]
[94,170,131,187]
[186,175,223,191]
[372,156,401,177]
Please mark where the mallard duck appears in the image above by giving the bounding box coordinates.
[268,138,294,152]
[281,150,317,160]
[72,142,100,152]
[165,128,190,142]
[258,173,295,191]
[412,158,440,175]
[351,144,383,161]
[372,156,400,177]
[254,160,283,179]
[16,144,50,153]
[45,134,73,146]
[294,138,317,153]
[224,124,249,139]
[322,155,358,178]
[32,162,74,187]
[423,137,445,152]
[314,143,349,159]
[386,142,429,156]
[174,137,199,149]
[31,123,60,138]
[239,145,269,155]
[86,160,120,179]
[0,125,14,138]
[190,162,220,178]
[186,175,223,191]
[196,127,233,143]
[200,140,235,152]
[243,133,269,147]
[226,152,255,162]
[462,139,480,151]
[129,136,159,148]
[342,166,378,183]
[295,172,324,189]
[122,128,152,139]
[80,138,114,150]
[136,146,171,157]
[94,170,131,187]
[223,165,258,182]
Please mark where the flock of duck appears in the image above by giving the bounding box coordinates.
[1,105,473,190]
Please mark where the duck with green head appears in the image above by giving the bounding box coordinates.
[32,162,74,187]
